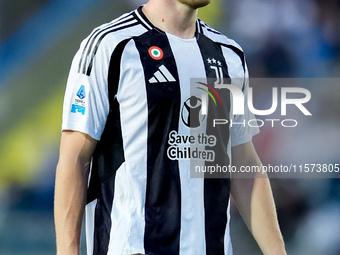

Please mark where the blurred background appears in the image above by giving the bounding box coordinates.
[0,0,339,254]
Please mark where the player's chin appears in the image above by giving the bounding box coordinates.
[179,0,212,9]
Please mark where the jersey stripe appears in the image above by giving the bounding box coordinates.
[133,29,182,255]
[87,39,130,254]
[92,175,116,255]
[197,34,231,255]
[204,179,231,255]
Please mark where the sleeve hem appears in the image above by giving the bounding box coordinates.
[61,123,101,141]
[231,129,260,147]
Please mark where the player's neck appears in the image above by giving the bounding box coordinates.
[142,0,198,39]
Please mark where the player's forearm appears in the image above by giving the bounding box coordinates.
[232,175,286,255]
[231,142,286,254]
[248,176,286,255]
[54,159,89,255]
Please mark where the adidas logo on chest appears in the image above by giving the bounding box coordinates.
[149,65,176,83]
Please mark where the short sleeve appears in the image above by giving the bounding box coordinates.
[61,39,110,141]
[229,65,259,147]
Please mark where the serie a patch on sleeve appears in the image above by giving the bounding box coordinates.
[71,85,86,115]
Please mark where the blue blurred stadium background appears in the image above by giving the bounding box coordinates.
[0,0,339,254]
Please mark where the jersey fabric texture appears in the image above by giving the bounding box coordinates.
[62,6,259,255]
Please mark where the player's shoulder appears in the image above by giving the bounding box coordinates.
[76,9,148,76]
[197,19,244,53]
[79,9,147,50]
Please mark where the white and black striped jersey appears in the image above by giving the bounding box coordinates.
[62,6,258,255]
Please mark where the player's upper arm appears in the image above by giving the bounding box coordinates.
[58,130,98,170]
